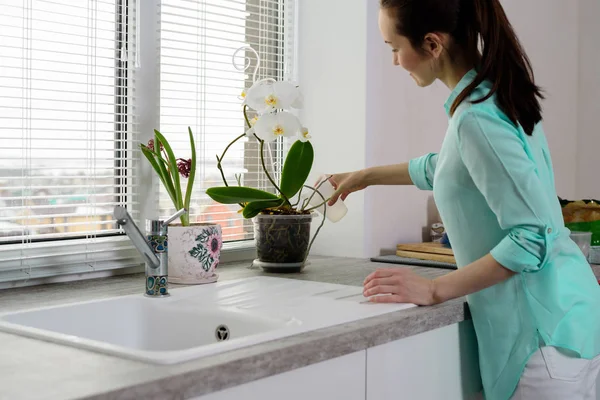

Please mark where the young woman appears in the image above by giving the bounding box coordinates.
[327,1,600,399]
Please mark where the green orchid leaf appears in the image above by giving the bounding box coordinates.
[206,187,279,204]
[140,145,177,206]
[280,140,314,199]
[151,132,179,209]
[182,127,196,226]
[242,199,284,219]
[146,141,177,201]
[154,129,183,210]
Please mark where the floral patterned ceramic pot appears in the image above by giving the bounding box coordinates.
[167,223,222,284]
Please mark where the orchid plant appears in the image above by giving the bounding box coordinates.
[205,78,328,221]
[140,128,196,226]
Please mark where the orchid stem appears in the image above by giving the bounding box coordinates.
[255,133,290,206]
[216,133,246,187]
[216,104,252,188]
[292,186,303,207]
[303,185,326,258]
[301,197,310,210]
[303,176,333,211]
[304,197,333,213]
[243,104,251,128]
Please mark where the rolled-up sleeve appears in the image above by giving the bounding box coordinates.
[457,108,553,274]
[408,153,438,191]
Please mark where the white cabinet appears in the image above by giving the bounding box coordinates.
[194,321,482,400]
[194,350,366,400]
[366,321,482,400]
[597,371,600,400]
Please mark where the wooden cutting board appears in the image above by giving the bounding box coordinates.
[397,243,454,255]
[396,243,456,264]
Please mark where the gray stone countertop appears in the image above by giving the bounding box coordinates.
[0,257,598,400]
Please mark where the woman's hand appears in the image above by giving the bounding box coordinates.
[324,170,368,206]
[363,268,439,306]
[363,255,516,306]
[323,163,414,206]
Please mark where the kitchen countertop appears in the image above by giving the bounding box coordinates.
[0,257,598,400]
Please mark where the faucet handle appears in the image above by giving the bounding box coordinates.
[114,205,132,223]
[146,208,187,236]
[162,208,188,226]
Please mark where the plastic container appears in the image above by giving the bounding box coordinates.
[306,176,348,223]
[253,213,314,264]
[570,231,592,260]
[589,246,600,264]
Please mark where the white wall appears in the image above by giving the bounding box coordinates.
[364,0,449,256]
[298,0,368,258]
[577,0,600,200]
[300,0,590,258]
[501,0,580,199]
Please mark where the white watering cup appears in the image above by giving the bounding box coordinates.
[306,175,348,223]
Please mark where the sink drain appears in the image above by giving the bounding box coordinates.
[215,324,230,341]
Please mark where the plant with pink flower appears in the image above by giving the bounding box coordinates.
[140,127,196,226]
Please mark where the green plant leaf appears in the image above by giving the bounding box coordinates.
[242,199,284,219]
[182,127,196,225]
[141,145,177,206]
[206,187,279,204]
[151,134,178,208]
[280,140,314,199]
[154,129,182,210]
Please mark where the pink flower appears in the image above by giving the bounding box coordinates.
[147,139,164,152]
[206,232,222,259]
[177,158,192,178]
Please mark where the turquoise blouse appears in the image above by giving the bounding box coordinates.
[409,69,600,400]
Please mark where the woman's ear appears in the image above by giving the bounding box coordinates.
[423,33,445,58]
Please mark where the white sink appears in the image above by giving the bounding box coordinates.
[0,276,416,364]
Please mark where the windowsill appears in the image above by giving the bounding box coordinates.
[220,240,257,264]
[0,240,257,290]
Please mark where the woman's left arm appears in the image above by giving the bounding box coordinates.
[433,254,515,303]
[363,254,514,305]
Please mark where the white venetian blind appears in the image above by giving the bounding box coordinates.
[158,0,296,242]
[0,0,140,283]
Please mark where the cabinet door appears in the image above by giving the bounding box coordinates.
[195,350,366,400]
[597,370,600,400]
[367,321,482,400]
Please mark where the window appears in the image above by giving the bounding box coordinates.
[0,0,138,283]
[0,0,296,285]
[158,0,296,242]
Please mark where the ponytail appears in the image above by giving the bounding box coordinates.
[452,0,544,135]
[380,0,544,135]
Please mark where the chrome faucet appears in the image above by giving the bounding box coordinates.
[114,206,187,298]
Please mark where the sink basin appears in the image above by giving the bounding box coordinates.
[0,297,295,362]
[0,276,416,364]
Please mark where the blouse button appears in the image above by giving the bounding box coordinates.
[547,228,553,234]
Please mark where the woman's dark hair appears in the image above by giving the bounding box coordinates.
[380,0,543,135]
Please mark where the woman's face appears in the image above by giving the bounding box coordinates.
[378,8,437,87]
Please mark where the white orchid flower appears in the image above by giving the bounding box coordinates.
[253,111,302,142]
[239,89,247,102]
[245,81,303,114]
[244,115,260,137]
[299,126,311,142]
